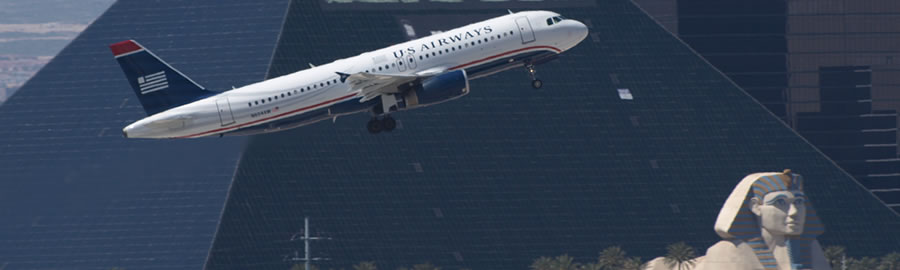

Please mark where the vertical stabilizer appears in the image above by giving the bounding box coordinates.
[110,40,214,115]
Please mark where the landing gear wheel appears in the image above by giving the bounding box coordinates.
[531,79,543,89]
[381,116,397,132]
[525,63,542,89]
[367,118,382,134]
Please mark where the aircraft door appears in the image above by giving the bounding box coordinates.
[515,16,536,44]
[215,96,236,126]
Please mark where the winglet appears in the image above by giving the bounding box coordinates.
[109,40,144,57]
[336,72,351,83]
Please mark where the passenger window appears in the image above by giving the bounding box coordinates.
[320,83,324,87]
[274,96,278,100]
[510,30,514,35]
[254,101,258,105]
[281,93,285,98]
[334,79,338,83]
[248,103,252,107]
[384,64,389,69]
[326,81,330,86]
[419,56,423,60]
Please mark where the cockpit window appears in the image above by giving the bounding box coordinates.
[547,16,566,26]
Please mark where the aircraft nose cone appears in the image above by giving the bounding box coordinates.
[574,20,589,41]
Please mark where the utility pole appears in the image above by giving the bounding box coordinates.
[285,217,330,270]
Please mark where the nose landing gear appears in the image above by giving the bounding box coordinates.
[526,63,542,89]
[367,115,396,134]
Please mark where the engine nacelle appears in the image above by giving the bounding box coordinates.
[396,69,469,110]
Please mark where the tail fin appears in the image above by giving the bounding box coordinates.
[109,40,214,115]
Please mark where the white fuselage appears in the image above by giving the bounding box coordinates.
[123,11,588,138]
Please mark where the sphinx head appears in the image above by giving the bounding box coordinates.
[749,188,807,236]
[714,170,823,240]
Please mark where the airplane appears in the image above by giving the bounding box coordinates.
[111,10,588,138]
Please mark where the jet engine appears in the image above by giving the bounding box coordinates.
[397,69,469,110]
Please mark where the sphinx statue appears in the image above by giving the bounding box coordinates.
[647,170,831,270]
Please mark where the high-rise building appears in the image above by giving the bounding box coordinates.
[634,0,900,213]
[1,0,898,269]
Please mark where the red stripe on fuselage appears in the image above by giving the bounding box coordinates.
[177,93,358,138]
[449,45,561,70]
[177,45,563,138]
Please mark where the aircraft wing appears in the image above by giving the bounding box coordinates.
[338,67,449,102]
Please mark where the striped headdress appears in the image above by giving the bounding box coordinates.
[713,170,824,270]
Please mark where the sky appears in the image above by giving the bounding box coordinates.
[0,0,115,56]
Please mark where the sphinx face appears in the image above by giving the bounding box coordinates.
[754,191,807,236]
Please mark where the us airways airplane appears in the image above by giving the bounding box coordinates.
[111,10,588,138]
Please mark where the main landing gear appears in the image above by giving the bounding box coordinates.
[367,115,396,134]
[526,63,543,89]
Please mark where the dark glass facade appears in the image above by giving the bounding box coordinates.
[206,0,900,269]
[648,0,900,213]
[678,0,789,119]
[0,0,287,269]
[1,0,898,269]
